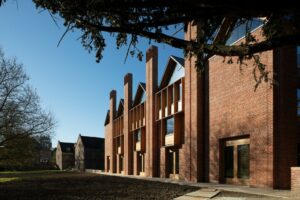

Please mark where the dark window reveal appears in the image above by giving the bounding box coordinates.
[225,146,234,178]
[297,143,300,166]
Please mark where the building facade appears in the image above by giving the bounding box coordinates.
[75,135,105,171]
[56,141,75,170]
[104,24,300,189]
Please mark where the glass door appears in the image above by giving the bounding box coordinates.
[224,138,250,185]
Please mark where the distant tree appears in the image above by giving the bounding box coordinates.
[0,136,40,170]
[0,49,55,148]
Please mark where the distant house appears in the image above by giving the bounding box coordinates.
[75,135,105,171]
[56,141,75,170]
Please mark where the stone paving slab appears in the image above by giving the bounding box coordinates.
[174,189,220,200]
[174,196,208,200]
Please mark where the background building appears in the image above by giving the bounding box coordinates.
[56,141,75,170]
[75,135,105,171]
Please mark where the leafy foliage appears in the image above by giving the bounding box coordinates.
[2,1,300,85]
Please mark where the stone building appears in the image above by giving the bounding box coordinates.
[104,23,300,189]
[75,135,105,171]
[56,141,75,170]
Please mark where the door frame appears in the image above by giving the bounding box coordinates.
[223,137,250,185]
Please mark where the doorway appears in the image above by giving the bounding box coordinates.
[137,153,145,176]
[168,149,179,179]
[224,138,250,185]
[107,156,110,172]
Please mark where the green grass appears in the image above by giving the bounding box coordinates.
[0,177,20,183]
[0,170,61,175]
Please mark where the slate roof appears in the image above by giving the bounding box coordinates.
[80,136,104,149]
[59,142,75,153]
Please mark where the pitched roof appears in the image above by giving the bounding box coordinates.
[159,56,184,90]
[104,110,110,125]
[116,99,124,117]
[58,142,75,153]
[80,135,104,149]
[132,82,146,107]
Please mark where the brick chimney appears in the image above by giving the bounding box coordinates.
[109,90,116,173]
[124,73,133,175]
[145,45,158,177]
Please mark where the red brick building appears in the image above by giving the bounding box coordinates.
[104,23,300,189]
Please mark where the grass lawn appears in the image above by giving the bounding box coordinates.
[0,171,197,200]
[0,170,61,175]
[0,177,20,183]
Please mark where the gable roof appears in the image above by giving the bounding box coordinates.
[80,135,104,149]
[159,56,184,90]
[116,99,124,117]
[132,82,146,107]
[58,142,75,153]
[104,110,110,125]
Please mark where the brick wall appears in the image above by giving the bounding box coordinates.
[181,22,205,182]
[124,73,133,175]
[105,90,116,173]
[209,27,275,187]
[145,46,159,177]
[273,46,299,189]
[291,167,300,191]
[104,124,112,172]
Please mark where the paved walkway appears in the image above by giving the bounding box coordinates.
[87,170,300,199]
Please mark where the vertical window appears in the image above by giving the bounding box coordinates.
[166,117,174,135]
[297,46,300,68]
[170,88,173,104]
[175,150,179,174]
[120,156,123,171]
[225,146,234,178]
[179,82,182,101]
[136,129,141,142]
[168,150,174,174]
[297,89,300,116]
[297,143,300,166]
[237,144,250,179]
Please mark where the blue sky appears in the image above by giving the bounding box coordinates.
[0,1,183,147]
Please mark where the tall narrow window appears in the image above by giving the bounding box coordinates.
[175,150,179,174]
[297,89,300,116]
[166,117,174,135]
[225,146,234,178]
[297,143,300,166]
[136,129,141,142]
[179,82,182,101]
[237,144,250,179]
[168,150,174,174]
[297,46,300,69]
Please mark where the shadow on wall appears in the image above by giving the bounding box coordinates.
[210,113,273,187]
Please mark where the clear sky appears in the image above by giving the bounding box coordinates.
[0,1,183,147]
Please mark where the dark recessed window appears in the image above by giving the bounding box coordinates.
[297,143,300,166]
[297,89,300,116]
[166,117,174,135]
[297,46,300,69]
[225,146,234,178]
